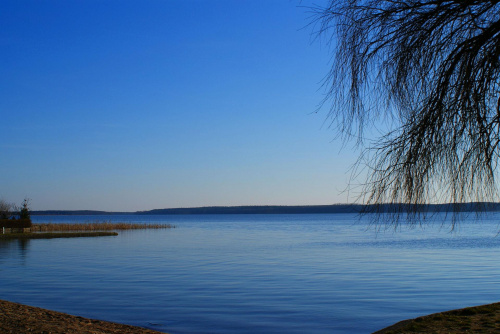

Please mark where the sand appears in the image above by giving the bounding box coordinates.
[0,299,166,334]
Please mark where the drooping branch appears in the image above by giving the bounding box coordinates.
[313,0,500,222]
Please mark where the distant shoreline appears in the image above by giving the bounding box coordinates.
[31,202,500,216]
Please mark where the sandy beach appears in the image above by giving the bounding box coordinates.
[373,302,500,333]
[4,297,500,333]
[0,299,166,334]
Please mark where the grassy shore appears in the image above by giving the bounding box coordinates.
[0,222,174,239]
[374,302,500,333]
[31,221,174,232]
[0,232,118,239]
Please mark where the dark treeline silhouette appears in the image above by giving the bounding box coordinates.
[138,205,362,215]
[31,202,500,216]
[31,210,128,216]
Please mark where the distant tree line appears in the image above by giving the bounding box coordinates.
[29,203,500,216]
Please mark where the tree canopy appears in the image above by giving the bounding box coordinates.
[314,0,500,221]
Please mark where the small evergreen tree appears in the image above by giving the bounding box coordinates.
[19,198,31,221]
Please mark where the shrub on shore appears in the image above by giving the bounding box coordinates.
[0,200,15,220]
[0,219,32,229]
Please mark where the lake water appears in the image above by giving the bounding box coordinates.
[1,213,500,333]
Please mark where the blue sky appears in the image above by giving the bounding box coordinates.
[1,0,360,211]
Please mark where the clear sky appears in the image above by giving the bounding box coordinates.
[1,0,360,212]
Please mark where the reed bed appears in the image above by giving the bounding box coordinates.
[0,232,118,239]
[31,221,174,232]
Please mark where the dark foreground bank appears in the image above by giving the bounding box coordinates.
[2,298,500,334]
[0,299,166,334]
[373,301,500,333]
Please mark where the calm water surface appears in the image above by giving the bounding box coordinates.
[1,213,500,333]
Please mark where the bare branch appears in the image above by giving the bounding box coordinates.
[314,0,500,224]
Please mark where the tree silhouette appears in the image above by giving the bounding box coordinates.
[0,200,14,220]
[314,0,500,222]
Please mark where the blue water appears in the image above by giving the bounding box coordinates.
[1,213,500,333]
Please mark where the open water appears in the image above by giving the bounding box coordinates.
[1,213,500,333]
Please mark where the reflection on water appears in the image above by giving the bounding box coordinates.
[0,238,30,260]
[0,213,499,334]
